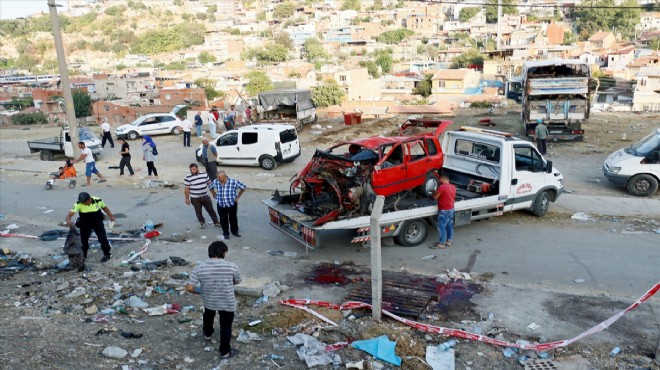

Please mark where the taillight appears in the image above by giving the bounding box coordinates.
[571,130,584,134]
[275,141,281,153]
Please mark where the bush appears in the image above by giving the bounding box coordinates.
[11,112,48,125]
[470,101,493,108]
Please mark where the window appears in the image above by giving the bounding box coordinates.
[339,75,347,82]
[426,138,438,155]
[218,132,238,146]
[514,146,543,172]
[408,141,427,161]
[280,129,298,143]
[455,139,500,163]
[104,105,110,112]
[437,81,445,88]
[141,117,159,126]
[160,116,175,123]
[242,132,258,145]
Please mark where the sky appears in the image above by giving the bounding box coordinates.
[0,0,68,20]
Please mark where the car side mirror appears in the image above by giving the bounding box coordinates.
[546,160,553,173]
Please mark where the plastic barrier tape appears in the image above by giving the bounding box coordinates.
[280,281,660,351]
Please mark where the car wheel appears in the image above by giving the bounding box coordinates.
[532,191,550,217]
[626,174,659,197]
[259,155,277,170]
[396,219,428,247]
[127,131,139,140]
[40,150,54,161]
[172,127,182,135]
[195,152,202,163]
[416,172,439,197]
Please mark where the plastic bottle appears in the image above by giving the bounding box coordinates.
[145,218,154,232]
[57,259,70,269]
[609,347,621,357]
[437,339,457,351]
[502,347,518,358]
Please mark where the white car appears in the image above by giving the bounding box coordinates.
[115,113,182,140]
[195,124,301,170]
[604,128,660,196]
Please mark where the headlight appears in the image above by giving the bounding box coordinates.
[609,166,621,174]
[116,127,125,132]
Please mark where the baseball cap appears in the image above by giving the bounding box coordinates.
[78,192,91,203]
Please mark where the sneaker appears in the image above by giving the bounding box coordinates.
[213,222,222,228]
[100,254,112,263]
[218,235,229,240]
[200,222,206,229]
[232,233,241,237]
[204,335,212,341]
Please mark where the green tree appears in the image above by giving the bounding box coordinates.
[198,52,217,64]
[377,29,414,44]
[574,0,640,40]
[375,52,393,74]
[650,37,660,51]
[104,5,127,16]
[72,90,92,118]
[9,97,34,110]
[341,0,361,11]
[254,44,290,62]
[450,49,484,69]
[611,0,642,40]
[131,22,206,55]
[11,112,48,125]
[207,5,217,13]
[563,30,577,45]
[303,37,328,62]
[274,33,294,50]
[245,70,274,96]
[459,7,480,22]
[273,2,295,19]
[194,78,223,101]
[312,79,345,108]
[359,60,379,78]
[412,74,434,98]
[485,0,517,23]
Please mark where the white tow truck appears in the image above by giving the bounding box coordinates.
[263,127,564,249]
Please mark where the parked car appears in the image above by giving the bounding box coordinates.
[195,124,301,170]
[115,113,182,140]
[604,128,660,196]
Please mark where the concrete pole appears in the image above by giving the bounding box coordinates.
[370,196,385,320]
[48,0,80,159]
[496,0,502,50]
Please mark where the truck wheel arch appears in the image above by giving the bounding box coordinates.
[531,188,557,217]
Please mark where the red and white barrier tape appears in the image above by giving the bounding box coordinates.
[281,281,660,351]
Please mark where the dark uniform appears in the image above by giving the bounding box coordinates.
[69,193,112,260]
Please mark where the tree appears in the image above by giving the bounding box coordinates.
[274,33,294,50]
[563,30,577,45]
[412,74,434,98]
[377,29,414,44]
[341,0,361,11]
[359,60,379,78]
[312,79,345,108]
[459,7,480,22]
[375,52,393,74]
[255,44,290,62]
[273,2,295,19]
[574,0,640,40]
[651,37,660,51]
[245,70,273,96]
[198,52,216,64]
[450,49,484,69]
[72,90,92,118]
[485,0,517,24]
[303,38,328,62]
[195,78,223,101]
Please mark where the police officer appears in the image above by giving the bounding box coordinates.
[65,192,116,262]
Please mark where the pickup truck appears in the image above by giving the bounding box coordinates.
[603,128,660,196]
[264,124,564,249]
[27,127,102,161]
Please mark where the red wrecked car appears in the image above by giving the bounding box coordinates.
[290,119,452,225]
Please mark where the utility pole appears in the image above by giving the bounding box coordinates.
[496,0,502,50]
[370,196,385,320]
[48,0,80,159]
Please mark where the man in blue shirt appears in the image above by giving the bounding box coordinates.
[210,170,246,240]
[201,138,218,180]
[194,111,204,137]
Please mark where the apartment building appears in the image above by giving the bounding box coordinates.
[632,67,660,111]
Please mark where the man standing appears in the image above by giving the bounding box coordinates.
[201,137,218,181]
[65,192,115,262]
[180,114,193,147]
[194,111,204,137]
[118,138,134,176]
[100,118,114,148]
[210,170,246,240]
[535,119,549,155]
[185,163,222,229]
[74,141,106,186]
[208,108,218,139]
[186,241,241,359]
[431,174,456,249]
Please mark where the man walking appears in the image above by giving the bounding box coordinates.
[431,174,456,249]
[74,141,107,186]
[185,163,222,229]
[100,118,114,148]
[194,111,204,137]
[186,241,241,359]
[210,171,246,240]
[64,192,115,262]
[201,138,218,181]
[535,119,549,155]
[208,108,218,139]
[118,138,134,176]
[180,114,193,147]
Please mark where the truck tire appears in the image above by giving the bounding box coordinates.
[416,171,439,197]
[626,174,659,197]
[396,219,428,247]
[40,150,54,161]
[531,191,550,217]
[127,131,139,140]
[259,155,277,170]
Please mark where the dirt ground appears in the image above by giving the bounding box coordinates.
[1,110,659,370]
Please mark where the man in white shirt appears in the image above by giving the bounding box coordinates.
[74,141,106,186]
[100,118,114,148]
[180,114,193,147]
[208,108,218,140]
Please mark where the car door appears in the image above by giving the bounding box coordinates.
[509,144,547,210]
[405,139,431,189]
[215,131,241,165]
[137,117,161,136]
[158,115,177,134]
[238,131,260,165]
[372,142,408,196]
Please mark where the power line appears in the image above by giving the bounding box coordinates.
[414,0,653,10]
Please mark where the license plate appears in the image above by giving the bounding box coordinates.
[550,130,563,134]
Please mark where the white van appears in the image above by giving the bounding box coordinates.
[196,124,301,170]
[603,128,660,196]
